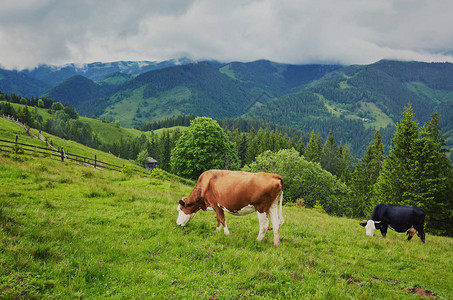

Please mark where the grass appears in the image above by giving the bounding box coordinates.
[1,101,156,144]
[317,95,394,130]
[100,85,193,127]
[406,82,453,104]
[0,118,140,169]
[1,149,452,299]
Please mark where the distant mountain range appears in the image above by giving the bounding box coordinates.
[1,58,452,155]
[0,58,193,96]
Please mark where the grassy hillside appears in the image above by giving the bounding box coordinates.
[91,62,256,127]
[2,102,155,146]
[1,140,452,298]
[0,118,140,168]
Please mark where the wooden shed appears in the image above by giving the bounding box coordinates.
[144,157,158,170]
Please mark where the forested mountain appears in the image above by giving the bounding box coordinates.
[0,69,50,97]
[219,60,341,98]
[21,58,193,87]
[41,75,111,108]
[1,58,453,156]
[246,60,453,154]
[82,62,258,127]
[81,61,342,128]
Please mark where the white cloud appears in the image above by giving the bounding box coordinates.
[1,0,453,70]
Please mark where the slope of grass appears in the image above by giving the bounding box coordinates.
[1,102,156,145]
[1,150,452,298]
[80,116,154,144]
[0,118,139,168]
[406,82,453,103]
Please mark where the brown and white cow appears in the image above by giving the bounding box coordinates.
[176,170,284,246]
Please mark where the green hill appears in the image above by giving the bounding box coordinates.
[41,75,110,108]
[220,60,341,97]
[0,117,140,168]
[85,62,256,128]
[246,60,453,154]
[1,102,154,147]
[0,69,50,97]
[1,134,452,298]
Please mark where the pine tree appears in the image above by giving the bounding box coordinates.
[415,112,453,235]
[305,131,322,163]
[320,130,339,175]
[376,105,453,235]
[376,104,419,205]
[337,142,353,183]
[350,130,384,216]
[296,138,305,156]
[245,128,258,165]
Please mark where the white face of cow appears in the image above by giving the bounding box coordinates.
[365,220,376,236]
[176,204,195,227]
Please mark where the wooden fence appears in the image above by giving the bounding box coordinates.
[0,135,152,175]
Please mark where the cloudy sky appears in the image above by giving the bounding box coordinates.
[1,0,453,70]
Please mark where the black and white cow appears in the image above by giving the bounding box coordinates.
[360,203,426,243]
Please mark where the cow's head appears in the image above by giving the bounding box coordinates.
[176,189,207,227]
[360,220,381,236]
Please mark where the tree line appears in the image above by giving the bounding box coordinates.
[1,90,451,236]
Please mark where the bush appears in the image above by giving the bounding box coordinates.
[121,165,134,177]
[243,148,353,216]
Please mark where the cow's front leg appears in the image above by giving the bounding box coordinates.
[216,218,222,231]
[256,211,269,242]
[380,225,388,237]
[213,205,229,235]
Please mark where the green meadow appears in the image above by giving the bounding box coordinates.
[1,123,452,299]
[1,157,452,298]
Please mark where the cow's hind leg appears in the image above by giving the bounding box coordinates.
[256,212,269,242]
[268,202,281,247]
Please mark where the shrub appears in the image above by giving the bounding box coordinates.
[243,148,353,216]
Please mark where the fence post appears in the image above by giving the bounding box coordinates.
[94,155,97,169]
[15,135,18,147]
[61,147,64,162]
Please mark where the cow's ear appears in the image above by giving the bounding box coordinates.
[179,199,186,207]
[360,222,367,227]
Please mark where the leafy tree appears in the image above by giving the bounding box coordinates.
[50,102,64,112]
[170,117,240,179]
[243,148,353,216]
[136,149,149,166]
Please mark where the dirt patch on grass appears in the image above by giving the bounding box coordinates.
[347,278,361,285]
[404,287,436,298]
